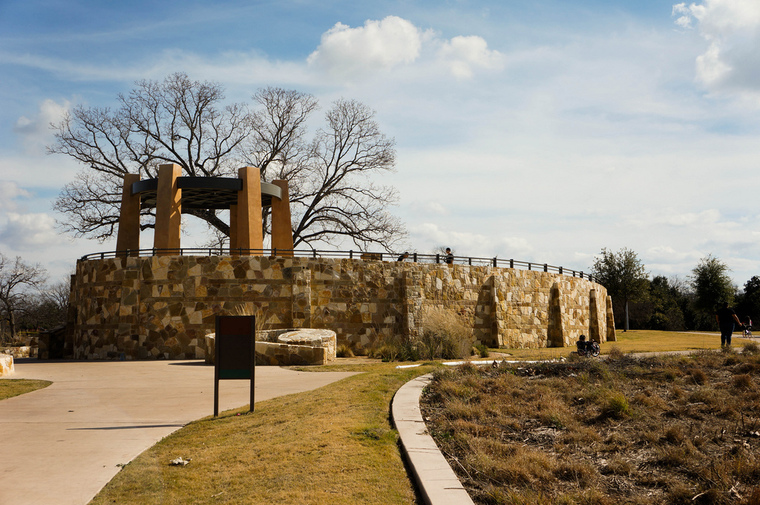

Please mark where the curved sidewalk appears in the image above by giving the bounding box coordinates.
[0,359,355,505]
[392,373,475,505]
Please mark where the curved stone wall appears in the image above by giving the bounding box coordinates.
[68,255,614,360]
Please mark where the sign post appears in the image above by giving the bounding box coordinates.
[214,315,256,417]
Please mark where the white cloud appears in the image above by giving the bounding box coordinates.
[307,16,423,79]
[14,99,70,154]
[307,16,503,82]
[408,222,533,259]
[673,0,760,94]
[437,35,505,79]
[0,182,32,211]
[0,212,59,250]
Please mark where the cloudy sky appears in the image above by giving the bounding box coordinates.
[1,0,759,287]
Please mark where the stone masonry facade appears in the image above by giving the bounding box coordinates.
[68,255,614,360]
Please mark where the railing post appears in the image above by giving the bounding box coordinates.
[413,252,417,262]
[436,254,440,264]
[493,257,497,267]
[580,272,584,279]
[544,264,548,272]
[528,263,532,271]
[559,266,563,275]
[468,257,472,266]
[349,250,353,259]
[510,259,514,269]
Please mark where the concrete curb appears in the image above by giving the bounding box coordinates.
[391,374,475,505]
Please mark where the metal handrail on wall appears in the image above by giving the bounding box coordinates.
[79,247,593,282]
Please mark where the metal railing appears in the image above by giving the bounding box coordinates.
[79,247,593,281]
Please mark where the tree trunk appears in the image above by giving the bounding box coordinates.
[624,300,629,332]
[7,311,16,341]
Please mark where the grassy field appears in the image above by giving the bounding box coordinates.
[4,329,751,504]
[496,329,752,361]
[423,344,760,504]
[0,379,51,400]
[90,363,435,505]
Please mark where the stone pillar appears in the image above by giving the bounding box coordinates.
[236,166,263,252]
[154,164,182,255]
[292,266,312,328]
[115,173,141,256]
[589,289,600,343]
[271,179,294,256]
[606,295,617,342]
[229,204,238,252]
[547,282,564,347]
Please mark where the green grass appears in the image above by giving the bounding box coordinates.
[0,379,51,400]
[494,329,750,360]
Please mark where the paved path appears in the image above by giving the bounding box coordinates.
[0,359,356,505]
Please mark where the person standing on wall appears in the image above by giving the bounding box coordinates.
[716,301,743,348]
[445,247,454,266]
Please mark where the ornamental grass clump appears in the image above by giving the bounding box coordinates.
[418,306,474,360]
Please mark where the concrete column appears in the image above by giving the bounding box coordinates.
[154,164,182,255]
[589,289,600,343]
[115,173,141,256]
[606,295,617,341]
[271,179,294,256]
[229,204,238,252]
[236,166,263,252]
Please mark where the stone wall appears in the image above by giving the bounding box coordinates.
[68,255,614,359]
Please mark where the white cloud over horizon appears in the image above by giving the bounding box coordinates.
[0,2,759,287]
[673,0,760,97]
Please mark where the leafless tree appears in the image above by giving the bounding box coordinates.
[0,254,47,342]
[50,75,406,250]
[50,73,251,239]
[242,88,405,250]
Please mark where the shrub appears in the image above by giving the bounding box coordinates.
[599,390,631,419]
[418,306,474,360]
[475,343,490,358]
[607,346,624,360]
[732,373,753,390]
[743,341,760,355]
[336,344,354,358]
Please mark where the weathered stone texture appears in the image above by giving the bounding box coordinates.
[0,353,14,376]
[69,256,610,359]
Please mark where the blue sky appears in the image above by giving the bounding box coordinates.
[1,0,760,288]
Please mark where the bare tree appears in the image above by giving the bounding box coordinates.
[50,75,407,250]
[50,72,252,239]
[0,254,47,342]
[238,88,405,249]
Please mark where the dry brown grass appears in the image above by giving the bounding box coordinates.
[90,363,433,505]
[422,345,760,505]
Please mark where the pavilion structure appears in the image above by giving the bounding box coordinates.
[115,164,294,256]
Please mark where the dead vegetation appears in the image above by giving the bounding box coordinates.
[421,344,760,505]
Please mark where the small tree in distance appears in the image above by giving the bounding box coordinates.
[690,254,736,329]
[0,254,47,342]
[591,248,649,331]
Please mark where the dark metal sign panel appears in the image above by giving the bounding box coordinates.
[214,315,255,416]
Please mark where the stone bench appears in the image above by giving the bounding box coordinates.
[204,328,336,366]
[0,353,14,377]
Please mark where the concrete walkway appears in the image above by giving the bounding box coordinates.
[392,373,474,505]
[0,359,356,505]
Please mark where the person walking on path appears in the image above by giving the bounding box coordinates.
[445,247,454,265]
[716,301,743,347]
